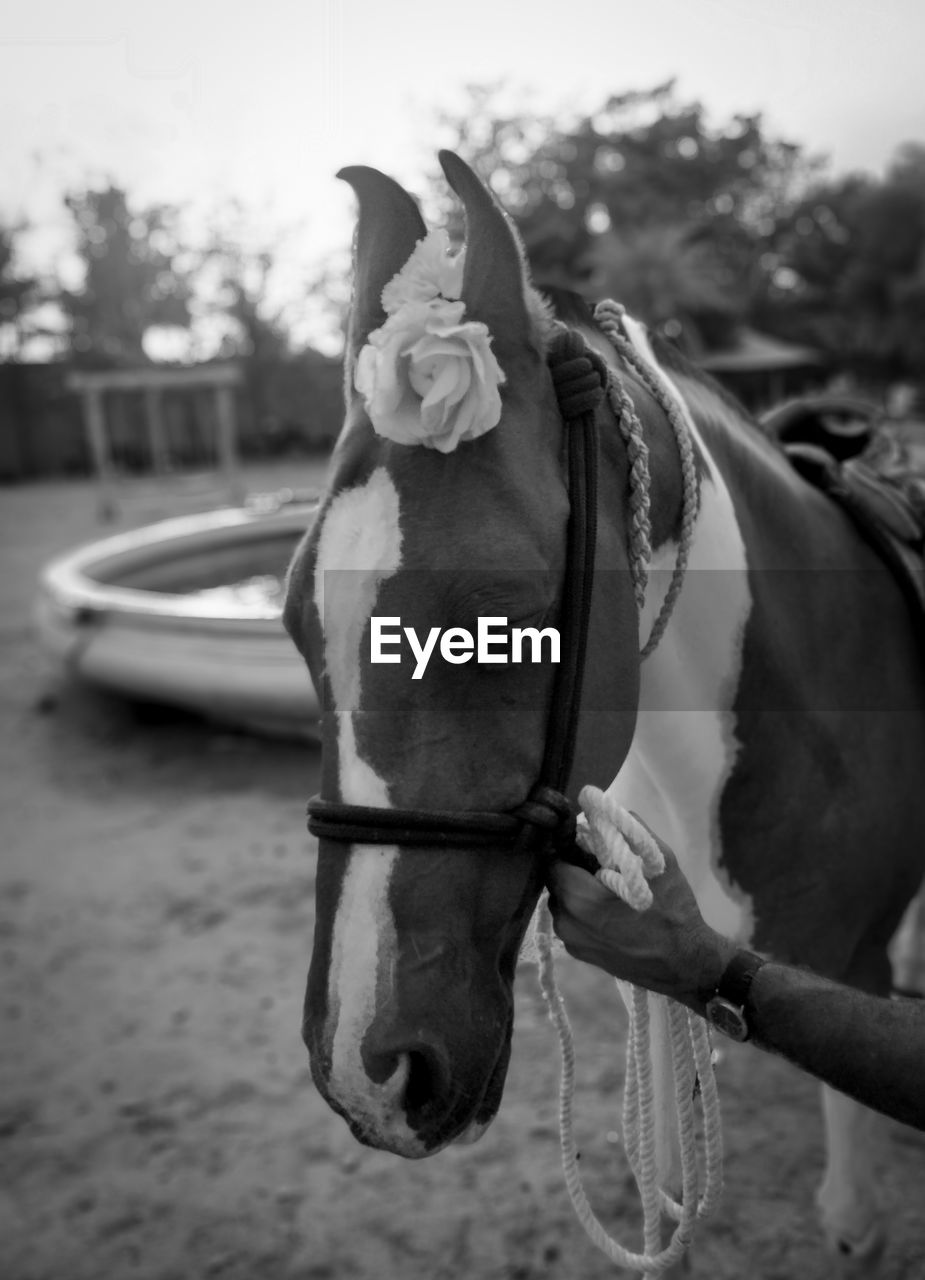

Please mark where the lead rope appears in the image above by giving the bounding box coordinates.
[536,308,717,1273]
[536,788,723,1274]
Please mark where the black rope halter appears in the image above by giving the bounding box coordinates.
[307,328,610,861]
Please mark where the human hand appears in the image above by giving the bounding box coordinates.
[547,822,736,1011]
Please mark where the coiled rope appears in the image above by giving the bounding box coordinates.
[536,787,724,1274]
[535,306,718,1273]
[593,299,701,659]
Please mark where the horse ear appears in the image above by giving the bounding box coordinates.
[338,165,427,365]
[438,150,534,350]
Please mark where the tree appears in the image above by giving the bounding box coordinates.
[0,222,38,360]
[192,205,346,450]
[434,82,816,349]
[585,222,745,352]
[761,146,925,383]
[195,202,293,365]
[61,185,193,364]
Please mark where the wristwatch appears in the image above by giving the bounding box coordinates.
[703,949,766,1042]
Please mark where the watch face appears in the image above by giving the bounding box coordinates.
[706,996,749,1042]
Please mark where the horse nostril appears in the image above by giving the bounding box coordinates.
[362,1039,452,1116]
[396,1043,451,1120]
[404,1049,437,1114]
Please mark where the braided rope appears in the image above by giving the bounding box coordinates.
[536,786,723,1274]
[604,371,652,613]
[594,299,701,659]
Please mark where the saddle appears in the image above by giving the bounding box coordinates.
[761,395,925,626]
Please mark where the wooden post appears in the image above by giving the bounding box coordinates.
[83,388,118,521]
[214,383,244,506]
[144,387,170,476]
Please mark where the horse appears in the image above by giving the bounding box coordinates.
[283,151,925,1269]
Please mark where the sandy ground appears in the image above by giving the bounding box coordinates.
[1,462,924,1280]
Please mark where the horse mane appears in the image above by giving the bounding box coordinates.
[534,283,599,335]
[531,284,795,483]
[539,284,787,446]
[645,328,764,433]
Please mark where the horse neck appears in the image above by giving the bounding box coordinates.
[660,362,867,566]
[633,371,751,734]
[596,360,762,933]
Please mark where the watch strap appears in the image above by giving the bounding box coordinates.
[716,948,767,1011]
[701,949,767,1042]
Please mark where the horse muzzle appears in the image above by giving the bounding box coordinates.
[303,962,516,1158]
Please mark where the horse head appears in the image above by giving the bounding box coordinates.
[284,153,649,1156]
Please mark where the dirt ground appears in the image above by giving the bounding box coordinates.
[1,463,924,1280]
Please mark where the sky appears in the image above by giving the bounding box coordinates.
[1,0,923,352]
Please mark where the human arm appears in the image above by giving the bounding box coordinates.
[547,850,925,1132]
[743,960,924,1130]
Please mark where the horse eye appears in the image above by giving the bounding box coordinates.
[445,574,553,632]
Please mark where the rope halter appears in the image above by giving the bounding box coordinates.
[308,324,607,860]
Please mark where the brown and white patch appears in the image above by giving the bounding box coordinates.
[611,321,755,941]
[313,467,427,1154]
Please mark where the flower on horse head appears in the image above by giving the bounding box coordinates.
[380,228,464,311]
[355,229,506,453]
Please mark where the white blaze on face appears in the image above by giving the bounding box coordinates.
[314,466,425,1154]
[610,319,755,941]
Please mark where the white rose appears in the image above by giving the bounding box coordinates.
[355,298,506,454]
[380,229,464,313]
